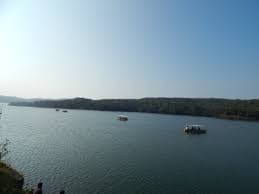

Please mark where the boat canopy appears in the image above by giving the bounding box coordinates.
[186,125,204,127]
[117,115,128,118]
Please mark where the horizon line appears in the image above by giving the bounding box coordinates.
[1,94,258,101]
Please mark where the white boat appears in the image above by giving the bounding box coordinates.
[117,115,128,121]
[184,125,207,134]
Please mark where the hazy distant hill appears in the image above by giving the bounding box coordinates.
[0,95,46,103]
[10,97,259,121]
[0,95,27,103]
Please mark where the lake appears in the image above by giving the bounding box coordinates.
[1,105,259,193]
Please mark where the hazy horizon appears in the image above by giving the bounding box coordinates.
[1,0,258,99]
[1,94,259,101]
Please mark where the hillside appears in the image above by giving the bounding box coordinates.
[9,97,259,121]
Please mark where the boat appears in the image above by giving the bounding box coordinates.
[62,110,68,113]
[117,115,128,121]
[56,109,60,111]
[184,125,207,134]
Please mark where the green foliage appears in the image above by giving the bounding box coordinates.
[10,98,259,121]
[0,139,10,160]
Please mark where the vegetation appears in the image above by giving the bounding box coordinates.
[10,98,259,121]
[0,162,26,194]
[0,139,26,194]
[0,139,10,160]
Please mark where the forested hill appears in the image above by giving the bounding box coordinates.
[10,98,259,121]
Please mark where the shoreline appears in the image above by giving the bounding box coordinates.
[9,104,259,122]
[9,97,259,122]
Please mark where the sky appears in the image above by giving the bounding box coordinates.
[0,0,258,99]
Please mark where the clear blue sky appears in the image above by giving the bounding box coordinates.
[0,0,258,99]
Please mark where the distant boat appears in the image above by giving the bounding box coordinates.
[56,109,60,111]
[117,115,128,121]
[62,110,68,113]
[184,125,207,134]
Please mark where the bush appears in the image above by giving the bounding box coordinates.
[0,139,10,160]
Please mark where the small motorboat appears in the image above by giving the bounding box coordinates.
[62,110,68,113]
[56,109,60,111]
[184,125,207,134]
[117,115,128,121]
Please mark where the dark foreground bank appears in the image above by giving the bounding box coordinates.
[0,162,65,194]
[10,97,259,121]
[0,161,25,194]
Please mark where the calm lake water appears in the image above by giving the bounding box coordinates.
[1,105,259,194]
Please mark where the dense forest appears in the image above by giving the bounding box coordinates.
[10,98,259,121]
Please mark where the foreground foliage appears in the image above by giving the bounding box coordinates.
[0,162,25,194]
[0,139,10,160]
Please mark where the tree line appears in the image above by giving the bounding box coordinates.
[10,98,259,121]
